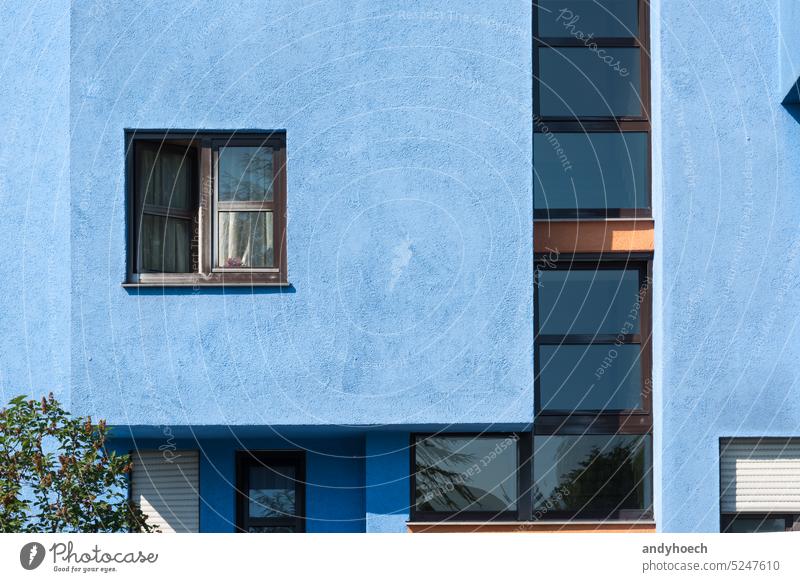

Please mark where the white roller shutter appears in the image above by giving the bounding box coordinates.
[131,450,199,532]
[720,438,800,513]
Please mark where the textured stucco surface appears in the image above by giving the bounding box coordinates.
[7,0,800,535]
[779,0,800,102]
[659,0,800,531]
[0,1,71,405]
[68,0,534,427]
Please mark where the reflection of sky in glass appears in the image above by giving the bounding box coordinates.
[416,437,517,512]
[248,465,295,518]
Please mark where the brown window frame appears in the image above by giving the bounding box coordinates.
[533,0,651,219]
[125,130,289,287]
[532,253,654,521]
[235,450,305,533]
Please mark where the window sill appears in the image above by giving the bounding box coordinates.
[123,281,291,288]
[534,216,654,223]
[406,520,656,533]
[123,273,291,288]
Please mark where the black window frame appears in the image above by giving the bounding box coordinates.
[125,129,289,287]
[533,0,651,219]
[721,513,800,533]
[235,450,305,533]
[410,432,530,522]
[532,253,653,521]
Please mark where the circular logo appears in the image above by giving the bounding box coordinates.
[20,542,46,570]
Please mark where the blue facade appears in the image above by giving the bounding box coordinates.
[2,0,800,533]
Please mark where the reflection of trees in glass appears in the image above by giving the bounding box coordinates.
[219,148,273,202]
[416,440,511,512]
[534,440,645,513]
[250,489,295,518]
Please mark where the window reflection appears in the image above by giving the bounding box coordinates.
[415,436,518,513]
[248,465,296,519]
[538,48,642,118]
[533,434,651,517]
[534,131,648,212]
[537,0,639,38]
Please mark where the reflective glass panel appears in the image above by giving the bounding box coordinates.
[533,434,651,515]
[534,131,648,211]
[415,436,518,513]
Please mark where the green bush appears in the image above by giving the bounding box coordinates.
[0,393,156,532]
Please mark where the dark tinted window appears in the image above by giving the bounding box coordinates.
[537,0,638,38]
[236,452,304,533]
[539,344,642,411]
[722,517,788,533]
[415,436,518,514]
[533,434,651,516]
[534,131,648,211]
[538,48,641,118]
[135,142,197,273]
[538,269,641,335]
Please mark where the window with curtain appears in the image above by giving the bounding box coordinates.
[127,131,287,286]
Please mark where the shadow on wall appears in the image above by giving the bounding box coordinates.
[123,285,296,297]
[786,103,800,124]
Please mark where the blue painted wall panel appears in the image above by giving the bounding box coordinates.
[0,1,70,405]
[68,0,534,427]
[114,435,366,533]
[659,0,800,531]
[365,432,410,533]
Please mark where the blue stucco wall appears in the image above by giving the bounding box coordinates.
[659,0,800,531]
[779,0,800,102]
[113,434,366,533]
[0,1,71,405]
[364,432,410,533]
[68,0,534,427]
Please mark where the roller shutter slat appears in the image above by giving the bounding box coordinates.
[131,450,199,533]
[720,439,800,513]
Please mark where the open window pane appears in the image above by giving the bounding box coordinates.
[534,131,647,212]
[218,146,274,202]
[136,145,193,211]
[539,344,642,411]
[218,211,274,268]
[415,436,518,514]
[533,434,651,516]
[537,48,641,117]
[140,214,192,273]
[536,0,638,38]
[538,269,641,335]
[248,465,296,519]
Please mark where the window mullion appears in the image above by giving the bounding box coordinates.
[199,143,212,275]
